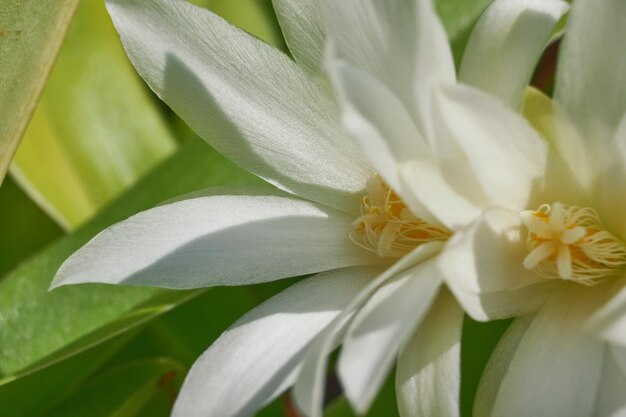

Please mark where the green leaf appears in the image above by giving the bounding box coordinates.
[0,0,79,184]
[0,330,135,417]
[0,177,62,277]
[47,358,183,417]
[0,137,264,379]
[10,0,177,230]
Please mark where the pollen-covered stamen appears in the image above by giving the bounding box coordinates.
[350,175,451,258]
[521,202,626,285]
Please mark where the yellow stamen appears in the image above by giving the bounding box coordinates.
[350,175,451,258]
[521,202,626,285]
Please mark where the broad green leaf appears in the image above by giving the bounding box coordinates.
[435,0,494,65]
[0,0,79,184]
[0,177,62,277]
[47,358,183,417]
[0,331,134,417]
[10,0,176,231]
[0,137,264,378]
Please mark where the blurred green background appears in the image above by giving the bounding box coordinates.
[0,0,514,415]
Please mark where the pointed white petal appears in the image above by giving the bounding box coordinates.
[460,0,568,109]
[522,87,595,192]
[293,242,444,417]
[52,190,378,289]
[396,289,463,417]
[171,267,381,417]
[321,0,454,142]
[105,0,371,212]
[272,0,324,74]
[438,206,558,320]
[593,116,626,240]
[339,260,442,413]
[478,287,606,417]
[586,276,626,347]
[612,344,626,376]
[555,0,626,144]
[326,56,437,224]
[436,83,552,212]
[473,315,535,417]
[399,158,489,231]
[593,348,626,417]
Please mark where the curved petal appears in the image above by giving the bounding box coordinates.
[593,347,626,417]
[325,56,437,224]
[586,276,626,348]
[522,87,594,192]
[437,206,558,320]
[473,315,535,417]
[338,259,442,413]
[477,286,606,417]
[271,0,325,74]
[52,189,378,289]
[399,158,488,231]
[321,0,454,142]
[436,83,553,212]
[460,0,568,109]
[395,289,464,417]
[105,0,371,212]
[292,242,444,417]
[555,0,626,145]
[171,266,382,417]
[593,115,626,241]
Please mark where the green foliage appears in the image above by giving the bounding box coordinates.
[0,0,79,184]
[11,0,177,230]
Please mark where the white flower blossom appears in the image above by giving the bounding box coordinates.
[51,0,568,416]
[421,0,626,415]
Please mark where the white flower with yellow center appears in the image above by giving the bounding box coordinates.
[50,0,567,416]
[412,0,626,415]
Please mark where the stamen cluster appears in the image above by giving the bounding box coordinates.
[350,176,450,258]
[522,202,626,285]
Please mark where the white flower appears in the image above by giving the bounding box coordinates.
[413,0,626,415]
[51,0,567,416]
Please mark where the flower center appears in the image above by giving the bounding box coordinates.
[350,175,451,258]
[521,202,626,285]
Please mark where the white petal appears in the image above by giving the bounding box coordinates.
[436,83,551,212]
[555,0,626,145]
[338,259,442,413]
[593,348,626,417]
[438,206,557,320]
[321,0,454,142]
[586,276,626,347]
[293,242,444,417]
[473,315,535,417]
[592,115,626,240]
[171,266,381,417]
[396,290,464,417]
[272,0,325,74]
[521,87,594,193]
[460,0,568,109]
[52,189,378,289]
[105,0,371,212]
[399,158,488,231]
[326,56,436,223]
[478,286,606,417]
